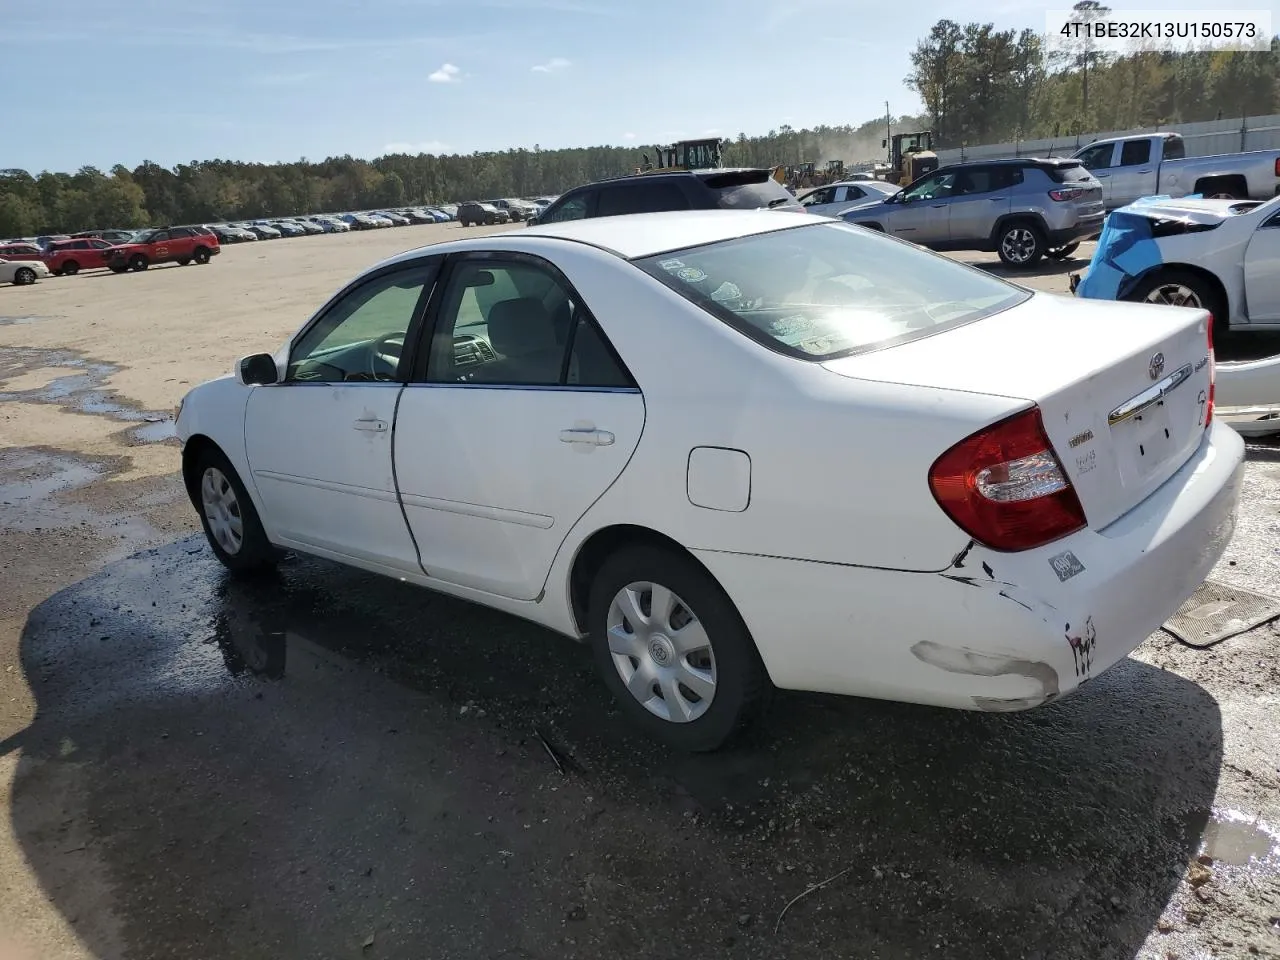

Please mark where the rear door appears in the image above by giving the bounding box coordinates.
[1109,139,1159,206]
[1243,207,1280,322]
[947,166,1015,244]
[596,179,691,216]
[393,253,644,600]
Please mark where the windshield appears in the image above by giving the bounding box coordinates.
[635,222,1029,361]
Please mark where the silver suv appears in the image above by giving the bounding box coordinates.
[839,158,1104,267]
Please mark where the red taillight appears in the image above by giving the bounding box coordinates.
[1274,157,1280,177]
[1048,187,1084,202]
[1205,314,1215,427]
[929,407,1087,552]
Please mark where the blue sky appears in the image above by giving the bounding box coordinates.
[3,0,1270,173]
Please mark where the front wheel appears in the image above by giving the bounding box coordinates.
[177,257,191,266]
[193,246,212,264]
[193,448,277,574]
[997,222,1046,267]
[1045,242,1080,260]
[129,254,148,272]
[588,545,767,751]
[13,266,37,285]
[109,264,128,274]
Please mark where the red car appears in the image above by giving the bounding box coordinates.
[107,226,220,272]
[0,242,45,262]
[44,237,118,276]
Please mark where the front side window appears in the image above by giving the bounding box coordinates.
[636,221,1029,361]
[287,262,438,383]
[152,231,170,243]
[426,258,631,388]
[1076,143,1115,170]
[902,171,958,202]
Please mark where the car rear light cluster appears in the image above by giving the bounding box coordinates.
[929,406,1087,552]
[1274,157,1280,178]
[1205,314,1215,427]
[1048,187,1084,202]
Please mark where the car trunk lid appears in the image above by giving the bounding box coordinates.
[823,293,1212,531]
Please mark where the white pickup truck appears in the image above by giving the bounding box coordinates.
[1071,133,1280,210]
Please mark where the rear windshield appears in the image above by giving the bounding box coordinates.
[1046,162,1094,183]
[635,222,1028,361]
[700,170,801,210]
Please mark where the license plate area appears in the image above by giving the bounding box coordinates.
[1113,400,1177,482]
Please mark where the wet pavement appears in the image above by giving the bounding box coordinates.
[4,260,1280,959]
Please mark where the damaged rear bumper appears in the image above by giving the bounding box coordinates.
[692,421,1244,712]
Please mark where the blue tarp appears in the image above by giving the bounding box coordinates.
[1075,195,1204,301]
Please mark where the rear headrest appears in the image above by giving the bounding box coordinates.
[487,297,557,357]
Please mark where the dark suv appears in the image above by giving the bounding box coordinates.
[533,168,804,225]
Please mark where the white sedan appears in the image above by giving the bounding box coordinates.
[176,210,1244,751]
[0,256,50,285]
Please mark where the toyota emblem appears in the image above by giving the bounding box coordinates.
[1148,352,1165,381]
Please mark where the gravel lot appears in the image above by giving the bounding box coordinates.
[2,223,1279,960]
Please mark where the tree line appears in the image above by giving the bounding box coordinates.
[907,5,1279,148]
[2,9,1277,237]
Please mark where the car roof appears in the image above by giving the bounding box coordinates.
[514,209,826,259]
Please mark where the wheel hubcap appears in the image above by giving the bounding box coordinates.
[201,467,244,555]
[1144,283,1202,308]
[1001,228,1036,263]
[606,581,716,723]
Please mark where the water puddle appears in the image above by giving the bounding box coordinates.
[0,315,54,326]
[1198,809,1280,867]
[0,347,174,443]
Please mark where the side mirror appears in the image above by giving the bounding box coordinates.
[239,353,279,386]
[881,138,888,148]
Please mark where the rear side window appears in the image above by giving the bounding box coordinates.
[597,180,690,216]
[1163,137,1186,161]
[1119,140,1151,166]
[702,171,798,210]
[1045,162,1094,183]
[636,221,1028,361]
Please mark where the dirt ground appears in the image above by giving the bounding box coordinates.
[2,224,1279,960]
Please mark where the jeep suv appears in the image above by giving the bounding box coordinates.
[45,237,117,275]
[457,202,510,226]
[839,158,1105,267]
[532,168,803,225]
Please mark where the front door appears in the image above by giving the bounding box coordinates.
[1243,210,1280,323]
[885,171,957,244]
[1075,141,1119,207]
[394,254,645,600]
[947,165,1015,245]
[243,259,441,572]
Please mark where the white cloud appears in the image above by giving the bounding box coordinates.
[622,132,636,140]
[531,57,571,73]
[428,63,461,83]
[383,140,451,154]
[701,128,721,136]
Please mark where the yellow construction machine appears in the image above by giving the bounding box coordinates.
[883,131,939,186]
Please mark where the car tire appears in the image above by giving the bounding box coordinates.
[61,260,80,276]
[1126,268,1228,341]
[193,247,211,264]
[1045,242,1080,260]
[193,447,277,574]
[588,544,767,752]
[109,264,128,274]
[13,266,37,285]
[129,254,148,271]
[996,221,1046,267]
[177,257,192,266]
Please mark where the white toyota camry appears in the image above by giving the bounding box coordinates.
[176,210,1245,750]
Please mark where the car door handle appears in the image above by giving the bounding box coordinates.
[1096,173,1110,178]
[353,418,388,432]
[989,197,1007,201]
[1137,169,1152,174]
[930,203,946,208]
[560,428,614,446]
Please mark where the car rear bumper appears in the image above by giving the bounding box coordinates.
[1048,214,1105,246]
[693,420,1244,711]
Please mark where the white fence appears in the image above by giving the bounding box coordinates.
[933,113,1280,163]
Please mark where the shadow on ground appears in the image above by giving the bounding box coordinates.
[9,538,1223,960]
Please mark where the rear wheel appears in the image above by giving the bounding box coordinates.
[61,260,80,276]
[176,257,191,266]
[996,221,1046,267]
[193,447,276,574]
[193,246,211,264]
[1045,242,1080,260]
[129,254,148,271]
[588,545,767,752]
[13,266,37,285]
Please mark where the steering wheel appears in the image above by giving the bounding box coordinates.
[369,332,405,379]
